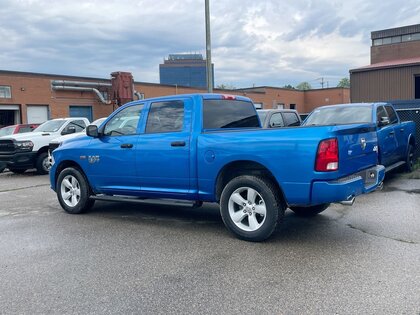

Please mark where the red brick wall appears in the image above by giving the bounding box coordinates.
[0,71,350,123]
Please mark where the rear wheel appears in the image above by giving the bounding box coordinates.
[56,167,95,214]
[220,175,285,242]
[405,144,415,173]
[290,203,330,217]
[36,152,50,175]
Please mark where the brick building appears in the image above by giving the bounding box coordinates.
[350,24,420,102]
[0,69,349,127]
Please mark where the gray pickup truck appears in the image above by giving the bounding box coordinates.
[257,109,301,128]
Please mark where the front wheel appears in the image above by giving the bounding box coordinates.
[220,175,285,242]
[56,167,95,214]
[36,152,50,175]
[290,203,330,217]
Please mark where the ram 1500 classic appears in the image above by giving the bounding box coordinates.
[50,94,385,241]
[303,103,416,172]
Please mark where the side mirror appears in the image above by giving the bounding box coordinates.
[86,125,99,138]
[378,116,390,127]
[61,125,77,135]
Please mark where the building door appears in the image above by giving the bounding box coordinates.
[69,106,93,122]
[415,76,420,99]
[27,105,49,123]
[0,105,20,128]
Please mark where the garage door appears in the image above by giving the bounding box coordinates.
[27,105,49,124]
[69,106,92,122]
[0,105,21,127]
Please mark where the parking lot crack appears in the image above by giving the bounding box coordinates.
[346,223,418,244]
[0,184,50,193]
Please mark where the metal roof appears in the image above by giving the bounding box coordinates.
[350,57,420,73]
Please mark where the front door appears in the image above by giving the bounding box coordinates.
[137,98,191,197]
[87,104,143,194]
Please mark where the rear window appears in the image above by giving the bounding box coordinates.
[203,100,260,129]
[304,106,372,126]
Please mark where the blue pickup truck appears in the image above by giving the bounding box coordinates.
[50,94,385,241]
[303,103,416,172]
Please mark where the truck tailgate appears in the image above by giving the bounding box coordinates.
[333,124,378,176]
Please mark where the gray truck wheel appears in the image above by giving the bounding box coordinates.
[56,167,95,214]
[220,175,284,242]
[405,144,415,173]
[290,203,330,217]
[36,152,50,175]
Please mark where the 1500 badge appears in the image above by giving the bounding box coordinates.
[88,155,100,164]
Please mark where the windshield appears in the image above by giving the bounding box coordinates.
[34,120,66,132]
[257,111,268,124]
[0,126,15,136]
[304,106,372,126]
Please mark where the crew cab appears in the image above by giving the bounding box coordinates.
[303,103,416,172]
[257,109,301,128]
[50,94,384,241]
[0,117,89,174]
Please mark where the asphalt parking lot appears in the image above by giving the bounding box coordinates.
[0,170,419,314]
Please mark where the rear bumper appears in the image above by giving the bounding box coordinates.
[0,152,37,169]
[311,165,385,205]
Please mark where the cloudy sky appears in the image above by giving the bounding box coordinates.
[0,0,419,89]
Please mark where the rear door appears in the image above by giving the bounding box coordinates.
[136,98,192,196]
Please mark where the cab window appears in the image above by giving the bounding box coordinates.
[103,104,143,136]
[145,101,184,133]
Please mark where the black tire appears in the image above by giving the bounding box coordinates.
[35,152,50,175]
[405,144,415,173]
[220,175,285,242]
[56,167,95,214]
[9,168,27,174]
[290,203,330,217]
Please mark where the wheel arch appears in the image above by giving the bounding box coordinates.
[214,160,287,206]
[55,160,93,193]
[37,146,49,156]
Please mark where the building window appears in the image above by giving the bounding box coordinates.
[0,86,11,98]
[290,104,296,110]
[375,32,420,46]
[276,103,284,109]
[254,102,263,109]
[391,36,401,44]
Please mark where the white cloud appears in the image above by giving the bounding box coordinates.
[0,0,419,88]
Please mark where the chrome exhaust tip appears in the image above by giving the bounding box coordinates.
[340,195,355,206]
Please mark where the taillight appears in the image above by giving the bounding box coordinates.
[221,94,236,100]
[315,138,338,172]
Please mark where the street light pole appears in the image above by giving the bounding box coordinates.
[205,0,213,93]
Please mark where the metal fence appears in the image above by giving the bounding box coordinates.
[391,100,420,158]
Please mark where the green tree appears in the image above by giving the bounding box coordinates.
[283,84,295,89]
[216,84,236,90]
[296,82,312,90]
[337,78,350,88]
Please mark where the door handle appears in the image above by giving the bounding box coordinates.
[389,131,395,135]
[171,141,186,147]
[120,143,133,149]
[400,128,404,132]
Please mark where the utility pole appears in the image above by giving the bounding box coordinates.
[205,0,213,93]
